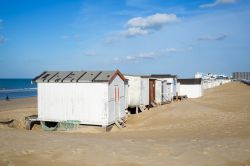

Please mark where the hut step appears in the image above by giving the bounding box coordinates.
[115,119,126,129]
[139,105,147,112]
[150,101,157,107]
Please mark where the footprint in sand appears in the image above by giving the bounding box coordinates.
[20,149,35,155]
[126,139,136,143]
[72,148,83,154]
[2,159,15,166]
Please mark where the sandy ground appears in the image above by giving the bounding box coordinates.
[0,82,250,166]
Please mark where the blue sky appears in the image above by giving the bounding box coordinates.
[0,0,249,78]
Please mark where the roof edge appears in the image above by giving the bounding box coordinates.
[108,69,126,84]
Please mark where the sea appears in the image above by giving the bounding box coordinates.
[0,79,37,100]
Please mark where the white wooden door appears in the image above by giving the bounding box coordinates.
[114,85,120,119]
[167,84,172,101]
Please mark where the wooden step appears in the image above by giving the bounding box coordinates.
[150,101,157,107]
[139,105,147,112]
[115,119,126,129]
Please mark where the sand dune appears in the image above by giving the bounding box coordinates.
[0,82,250,166]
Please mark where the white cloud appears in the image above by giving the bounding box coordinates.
[113,47,178,63]
[197,34,228,41]
[127,13,179,29]
[121,13,179,37]
[105,13,179,41]
[121,27,148,37]
[200,0,237,8]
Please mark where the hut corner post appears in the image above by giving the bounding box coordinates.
[176,92,178,101]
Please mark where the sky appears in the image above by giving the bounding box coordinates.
[0,0,249,78]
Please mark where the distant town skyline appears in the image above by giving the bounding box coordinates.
[0,0,250,78]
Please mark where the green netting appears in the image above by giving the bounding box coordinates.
[58,120,80,131]
[41,120,80,131]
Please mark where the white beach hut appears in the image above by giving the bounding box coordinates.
[177,78,203,98]
[151,74,177,101]
[33,70,126,127]
[124,75,149,112]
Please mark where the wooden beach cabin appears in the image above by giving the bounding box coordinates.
[177,78,203,98]
[33,70,126,127]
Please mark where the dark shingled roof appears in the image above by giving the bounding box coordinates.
[177,78,202,85]
[150,74,177,78]
[33,70,125,83]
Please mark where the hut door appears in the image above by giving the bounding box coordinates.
[149,79,155,103]
[114,85,120,119]
[167,83,172,101]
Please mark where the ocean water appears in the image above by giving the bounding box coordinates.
[0,79,37,100]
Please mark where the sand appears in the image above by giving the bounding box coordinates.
[0,82,250,166]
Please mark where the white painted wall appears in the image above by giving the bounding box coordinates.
[125,76,149,107]
[126,76,141,107]
[124,82,128,109]
[202,79,231,90]
[154,77,176,99]
[38,75,126,126]
[38,83,109,125]
[179,84,203,98]
[141,78,149,106]
[176,82,180,95]
[108,75,126,123]
[155,80,162,104]
[162,81,172,102]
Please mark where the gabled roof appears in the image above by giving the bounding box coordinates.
[33,70,125,84]
[177,78,202,85]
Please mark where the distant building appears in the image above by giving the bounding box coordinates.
[195,72,228,80]
[232,72,250,80]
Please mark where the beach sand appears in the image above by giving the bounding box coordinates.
[0,82,250,166]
